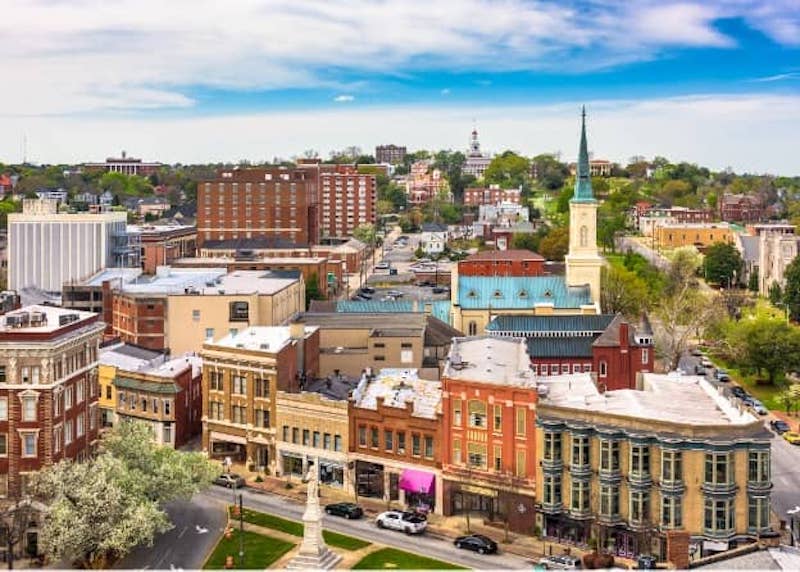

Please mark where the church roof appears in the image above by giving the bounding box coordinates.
[572,106,596,203]
[457,275,592,309]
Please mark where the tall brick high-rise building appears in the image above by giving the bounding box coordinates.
[318,165,376,238]
[197,167,320,248]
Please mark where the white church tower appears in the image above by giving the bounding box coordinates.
[565,107,603,305]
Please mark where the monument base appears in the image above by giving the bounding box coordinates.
[285,547,342,570]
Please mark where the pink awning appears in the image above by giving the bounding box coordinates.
[399,469,435,494]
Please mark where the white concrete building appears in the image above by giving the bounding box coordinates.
[8,199,129,294]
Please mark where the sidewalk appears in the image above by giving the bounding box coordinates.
[241,474,635,568]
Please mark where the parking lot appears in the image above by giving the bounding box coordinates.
[351,282,450,303]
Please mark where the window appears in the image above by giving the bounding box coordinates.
[163,423,172,444]
[164,400,171,415]
[323,433,331,450]
[292,427,299,444]
[493,405,503,431]
[22,433,37,457]
[467,442,486,468]
[22,397,36,422]
[630,444,650,478]
[543,474,562,506]
[661,450,682,483]
[397,431,405,454]
[142,397,148,412]
[0,434,6,455]
[53,426,62,454]
[516,449,526,478]
[453,399,462,426]
[453,438,462,464]
[424,436,434,459]
[412,433,421,456]
[515,407,526,436]
[209,371,224,391]
[543,432,562,462]
[468,400,486,428]
[371,428,379,448]
[255,409,270,428]
[358,426,366,447]
[600,484,620,518]
[77,413,84,437]
[704,497,735,534]
[192,309,200,321]
[0,366,5,383]
[468,321,477,336]
[312,431,320,448]
[231,405,246,424]
[571,479,590,512]
[0,397,7,421]
[282,426,289,441]
[209,401,223,420]
[254,377,270,398]
[662,496,683,528]
[384,430,393,452]
[705,452,732,485]
[65,386,74,409]
[21,367,30,384]
[105,385,112,400]
[232,375,247,395]
[630,491,650,524]
[77,380,85,403]
[642,348,649,364]
[600,439,620,472]
[205,328,215,341]
[572,435,589,467]
[303,429,311,446]
[748,450,770,484]
[65,420,73,445]
[748,496,770,532]
[599,361,608,377]
[229,301,249,321]
[334,435,342,452]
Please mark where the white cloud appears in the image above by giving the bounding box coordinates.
[2,93,798,175]
[750,72,800,83]
[333,95,355,102]
[0,1,796,115]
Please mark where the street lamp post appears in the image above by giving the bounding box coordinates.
[238,493,244,564]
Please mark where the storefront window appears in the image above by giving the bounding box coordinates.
[282,454,303,476]
[319,462,344,487]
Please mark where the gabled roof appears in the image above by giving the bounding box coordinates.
[421,222,448,233]
[592,313,650,347]
[527,337,596,358]
[487,314,615,333]
[457,275,592,309]
[425,315,463,346]
[336,300,415,313]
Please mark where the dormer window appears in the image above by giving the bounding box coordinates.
[518,290,528,299]
[493,290,503,299]
[543,290,553,298]
[467,290,477,299]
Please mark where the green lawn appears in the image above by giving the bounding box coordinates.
[229,506,371,551]
[204,529,294,570]
[353,547,466,570]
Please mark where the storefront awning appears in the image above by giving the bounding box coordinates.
[399,469,435,494]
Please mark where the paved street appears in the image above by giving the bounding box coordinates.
[202,486,533,570]
[116,494,227,570]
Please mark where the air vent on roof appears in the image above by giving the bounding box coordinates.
[236,343,244,348]
[260,343,269,350]
[59,313,80,326]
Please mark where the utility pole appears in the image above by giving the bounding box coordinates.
[238,494,244,564]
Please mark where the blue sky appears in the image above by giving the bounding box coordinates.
[0,0,798,172]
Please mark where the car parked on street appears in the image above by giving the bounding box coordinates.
[386,290,403,297]
[783,431,800,445]
[700,357,713,368]
[375,510,427,534]
[536,555,581,569]
[360,286,376,295]
[454,534,498,554]
[715,369,731,382]
[213,474,246,488]
[691,347,704,357]
[749,399,768,415]
[324,502,364,519]
[731,386,747,399]
[374,262,390,270]
[771,419,791,434]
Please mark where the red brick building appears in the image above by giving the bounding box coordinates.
[486,314,654,391]
[0,306,104,498]
[349,369,443,513]
[112,292,167,351]
[440,336,539,532]
[720,193,763,223]
[198,167,320,248]
[318,165,376,238]
[463,185,521,207]
[129,224,197,274]
[458,249,546,277]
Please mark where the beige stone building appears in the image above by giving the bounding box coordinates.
[275,375,353,491]
[535,372,771,567]
[201,324,319,473]
[654,223,734,250]
[758,228,800,296]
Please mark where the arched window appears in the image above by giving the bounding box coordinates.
[468,321,478,336]
[599,361,608,377]
[493,290,503,299]
[580,225,588,247]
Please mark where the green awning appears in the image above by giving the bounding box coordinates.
[113,376,182,394]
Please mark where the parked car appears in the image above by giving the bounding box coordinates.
[386,290,403,297]
[360,286,376,295]
[694,365,707,375]
[691,347,704,357]
[454,534,498,554]
[771,419,791,434]
[750,400,768,415]
[783,431,800,445]
[715,369,731,382]
[700,357,713,368]
[731,386,747,399]
[324,502,364,519]
[432,286,448,294]
[374,262,390,270]
[417,280,434,287]
[537,555,581,570]
[375,510,427,534]
[214,474,246,488]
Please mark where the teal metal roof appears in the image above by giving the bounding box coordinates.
[336,300,415,313]
[527,337,596,358]
[431,300,452,325]
[572,107,596,204]
[487,314,615,333]
[457,276,591,309]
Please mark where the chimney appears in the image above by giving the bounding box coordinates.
[619,322,629,348]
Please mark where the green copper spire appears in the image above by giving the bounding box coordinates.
[572,106,595,202]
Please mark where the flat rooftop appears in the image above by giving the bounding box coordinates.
[295,312,426,331]
[443,335,536,387]
[208,325,318,353]
[83,267,144,287]
[196,270,299,295]
[538,372,758,426]
[352,368,441,419]
[100,342,165,371]
[171,256,329,266]
[0,305,98,334]
[126,224,195,235]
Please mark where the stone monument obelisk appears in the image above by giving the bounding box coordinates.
[286,459,342,570]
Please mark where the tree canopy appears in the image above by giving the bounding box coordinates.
[483,151,530,189]
[703,242,743,287]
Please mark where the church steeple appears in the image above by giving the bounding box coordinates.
[572,106,595,202]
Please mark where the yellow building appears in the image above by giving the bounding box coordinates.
[655,223,734,250]
[275,377,352,491]
[98,342,166,429]
[534,372,771,568]
[167,270,305,356]
[201,324,319,474]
